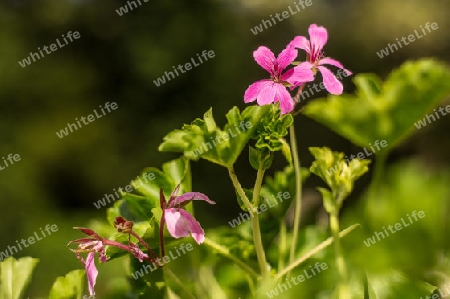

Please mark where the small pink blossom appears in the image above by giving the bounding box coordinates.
[128,243,150,262]
[244,45,314,114]
[160,185,215,245]
[68,225,157,296]
[68,230,107,296]
[289,24,352,95]
[85,252,98,296]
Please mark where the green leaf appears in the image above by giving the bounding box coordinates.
[248,146,273,171]
[309,147,370,205]
[251,103,294,152]
[317,187,335,214]
[367,269,435,299]
[107,157,192,225]
[260,166,309,219]
[158,105,270,167]
[304,59,450,150]
[121,192,157,221]
[280,138,293,165]
[131,168,174,203]
[0,257,39,299]
[162,157,192,192]
[106,157,192,255]
[235,188,264,212]
[128,257,166,298]
[48,269,85,299]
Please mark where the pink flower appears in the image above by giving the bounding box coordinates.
[68,229,107,296]
[244,45,314,114]
[68,226,155,296]
[160,185,215,245]
[289,24,352,95]
[85,252,98,296]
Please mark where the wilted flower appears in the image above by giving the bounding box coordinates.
[67,228,107,296]
[68,225,155,296]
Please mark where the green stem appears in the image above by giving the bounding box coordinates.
[277,219,287,273]
[165,268,196,299]
[251,168,268,276]
[253,168,265,207]
[228,167,268,276]
[330,212,349,299]
[203,238,259,279]
[275,223,360,280]
[251,207,268,276]
[228,167,254,216]
[288,123,302,278]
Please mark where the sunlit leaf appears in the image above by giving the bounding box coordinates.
[309,147,370,206]
[48,269,85,299]
[367,270,435,299]
[0,257,39,299]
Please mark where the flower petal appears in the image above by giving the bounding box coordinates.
[282,62,314,85]
[244,80,272,103]
[273,84,294,114]
[253,46,276,74]
[129,243,149,262]
[85,252,98,296]
[257,82,277,106]
[164,209,205,244]
[317,66,343,95]
[276,45,298,71]
[170,191,215,207]
[308,24,328,52]
[320,58,353,78]
[164,209,190,239]
[289,36,311,54]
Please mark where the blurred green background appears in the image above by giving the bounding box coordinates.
[0,0,449,297]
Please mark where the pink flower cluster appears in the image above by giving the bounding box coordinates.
[244,24,351,114]
[68,185,214,296]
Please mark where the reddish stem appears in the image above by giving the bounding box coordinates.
[103,239,157,264]
[159,212,166,257]
[130,231,159,260]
